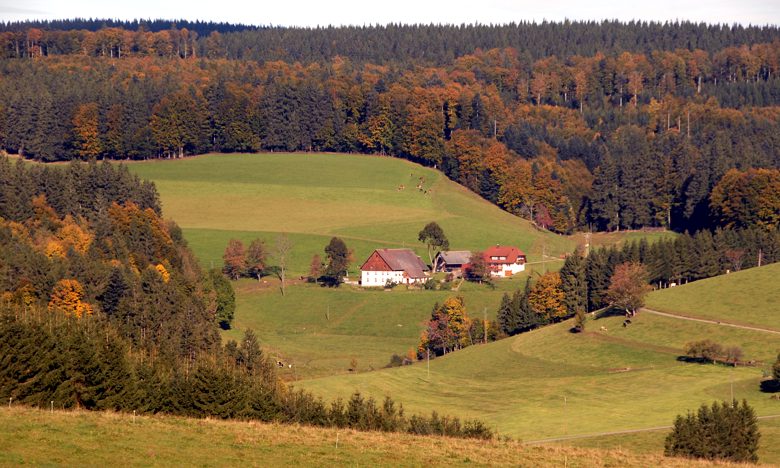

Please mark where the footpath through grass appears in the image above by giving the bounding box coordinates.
[646,263,780,331]
[0,406,750,467]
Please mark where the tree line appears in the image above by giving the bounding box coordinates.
[2,21,778,65]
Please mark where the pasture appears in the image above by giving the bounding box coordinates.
[225,275,533,379]
[0,406,751,467]
[128,153,780,464]
[129,152,573,276]
[646,262,780,331]
[296,306,780,463]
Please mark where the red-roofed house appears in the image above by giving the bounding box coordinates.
[360,248,430,287]
[483,245,526,277]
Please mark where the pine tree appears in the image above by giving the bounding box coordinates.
[664,400,759,463]
[99,267,127,316]
[586,249,610,311]
[496,293,516,336]
[516,279,539,331]
[559,248,587,318]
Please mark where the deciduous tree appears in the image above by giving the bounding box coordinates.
[606,262,651,316]
[418,222,449,271]
[222,239,246,280]
[528,272,566,323]
[274,234,293,296]
[245,239,268,280]
[48,279,93,318]
[324,237,349,287]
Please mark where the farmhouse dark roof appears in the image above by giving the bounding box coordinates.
[483,245,526,264]
[373,248,429,278]
[437,250,472,265]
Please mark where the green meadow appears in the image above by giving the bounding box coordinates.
[129,152,573,276]
[646,262,780,330]
[225,276,532,379]
[296,309,780,446]
[130,152,571,379]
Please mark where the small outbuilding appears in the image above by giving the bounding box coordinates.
[360,248,430,287]
[433,250,473,275]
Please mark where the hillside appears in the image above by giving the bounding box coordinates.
[645,263,780,331]
[129,152,573,276]
[0,407,752,467]
[295,275,780,463]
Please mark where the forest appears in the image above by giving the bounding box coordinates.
[1,21,779,234]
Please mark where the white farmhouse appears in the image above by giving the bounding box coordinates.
[360,248,429,287]
[483,245,527,277]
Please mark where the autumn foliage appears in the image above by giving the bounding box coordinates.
[48,279,93,318]
[606,262,652,316]
[418,296,472,356]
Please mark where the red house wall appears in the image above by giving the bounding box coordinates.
[361,251,392,271]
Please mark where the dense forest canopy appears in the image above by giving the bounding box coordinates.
[1,21,779,234]
[1,20,779,63]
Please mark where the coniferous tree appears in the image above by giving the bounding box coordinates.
[559,248,587,318]
[664,400,759,463]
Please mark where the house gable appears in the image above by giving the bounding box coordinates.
[360,251,393,271]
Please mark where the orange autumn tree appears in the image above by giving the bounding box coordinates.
[72,102,102,159]
[48,279,93,318]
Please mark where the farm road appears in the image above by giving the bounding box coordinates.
[524,414,780,444]
[642,308,780,335]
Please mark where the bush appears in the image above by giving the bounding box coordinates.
[684,339,724,363]
[664,400,760,463]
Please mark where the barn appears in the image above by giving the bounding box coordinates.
[483,245,526,277]
[360,248,430,287]
[433,250,472,275]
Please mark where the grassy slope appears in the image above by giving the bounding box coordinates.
[129,152,573,276]
[298,313,780,440]
[226,276,534,379]
[646,263,780,330]
[130,152,572,379]
[0,407,749,468]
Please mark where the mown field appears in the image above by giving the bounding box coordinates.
[129,152,573,276]
[645,262,780,331]
[0,407,753,468]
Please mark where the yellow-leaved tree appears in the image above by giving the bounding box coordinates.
[48,279,93,318]
[528,271,567,323]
